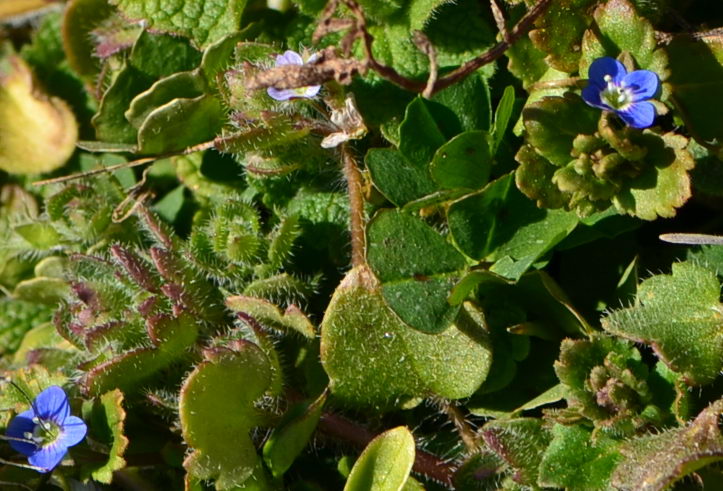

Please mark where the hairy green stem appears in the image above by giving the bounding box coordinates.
[341,144,366,268]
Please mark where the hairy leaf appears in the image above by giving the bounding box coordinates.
[320,266,492,409]
[180,342,273,489]
[603,262,723,385]
[110,0,247,49]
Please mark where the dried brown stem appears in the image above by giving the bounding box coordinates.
[430,0,552,94]
[341,143,366,267]
[656,26,723,44]
[32,141,216,187]
[490,0,511,44]
[318,411,457,487]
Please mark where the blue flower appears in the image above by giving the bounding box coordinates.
[267,50,321,101]
[5,386,87,473]
[582,57,659,129]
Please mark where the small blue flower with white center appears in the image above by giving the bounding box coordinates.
[267,50,321,101]
[5,386,87,473]
[582,57,659,129]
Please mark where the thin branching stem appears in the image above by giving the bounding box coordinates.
[310,0,553,97]
[32,141,216,187]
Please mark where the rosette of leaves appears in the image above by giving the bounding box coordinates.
[187,198,311,304]
[34,173,311,398]
[552,334,681,437]
[516,93,693,220]
[516,0,695,220]
[54,220,224,397]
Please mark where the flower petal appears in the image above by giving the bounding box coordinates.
[622,69,659,101]
[276,50,303,66]
[302,85,321,98]
[28,442,67,473]
[58,416,87,448]
[618,101,656,128]
[588,57,627,86]
[267,87,296,101]
[6,409,38,456]
[33,386,70,424]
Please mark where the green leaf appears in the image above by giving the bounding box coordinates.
[422,0,495,73]
[429,131,492,190]
[580,0,666,75]
[506,35,549,89]
[199,31,249,83]
[81,313,200,396]
[126,71,206,129]
[398,97,447,167]
[226,296,315,338]
[267,214,302,269]
[481,418,551,486]
[538,424,622,490]
[612,133,694,220]
[81,389,129,483]
[13,277,70,305]
[366,148,437,207]
[180,341,273,490]
[110,0,247,49]
[320,267,492,409]
[263,391,327,478]
[367,210,466,287]
[523,94,600,167]
[612,399,723,490]
[344,426,416,491]
[137,94,224,154]
[515,144,570,210]
[529,0,597,72]
[602,262,723,385]
[405,0,451,31]
[92,31,201,142]
[362,0,493,79]
[126,31,244,137]
[153,185,186,223]
[61,0,118,78]
[491,86,516,154]
[130,28,203,77]
[428,73,492,135]
[667,36,723,149]
[12,322,68,366]
[367,210,467,333]
[14,223,62,249]
[447,174,579,279]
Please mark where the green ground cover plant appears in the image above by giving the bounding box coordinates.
[0,0,722,489]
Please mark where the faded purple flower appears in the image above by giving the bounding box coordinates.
[582,57,659,129]
[5,386,87,473]
[267,50,321,101]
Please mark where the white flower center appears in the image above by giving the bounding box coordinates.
[600,74,633,110]
[30,419,61,447]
